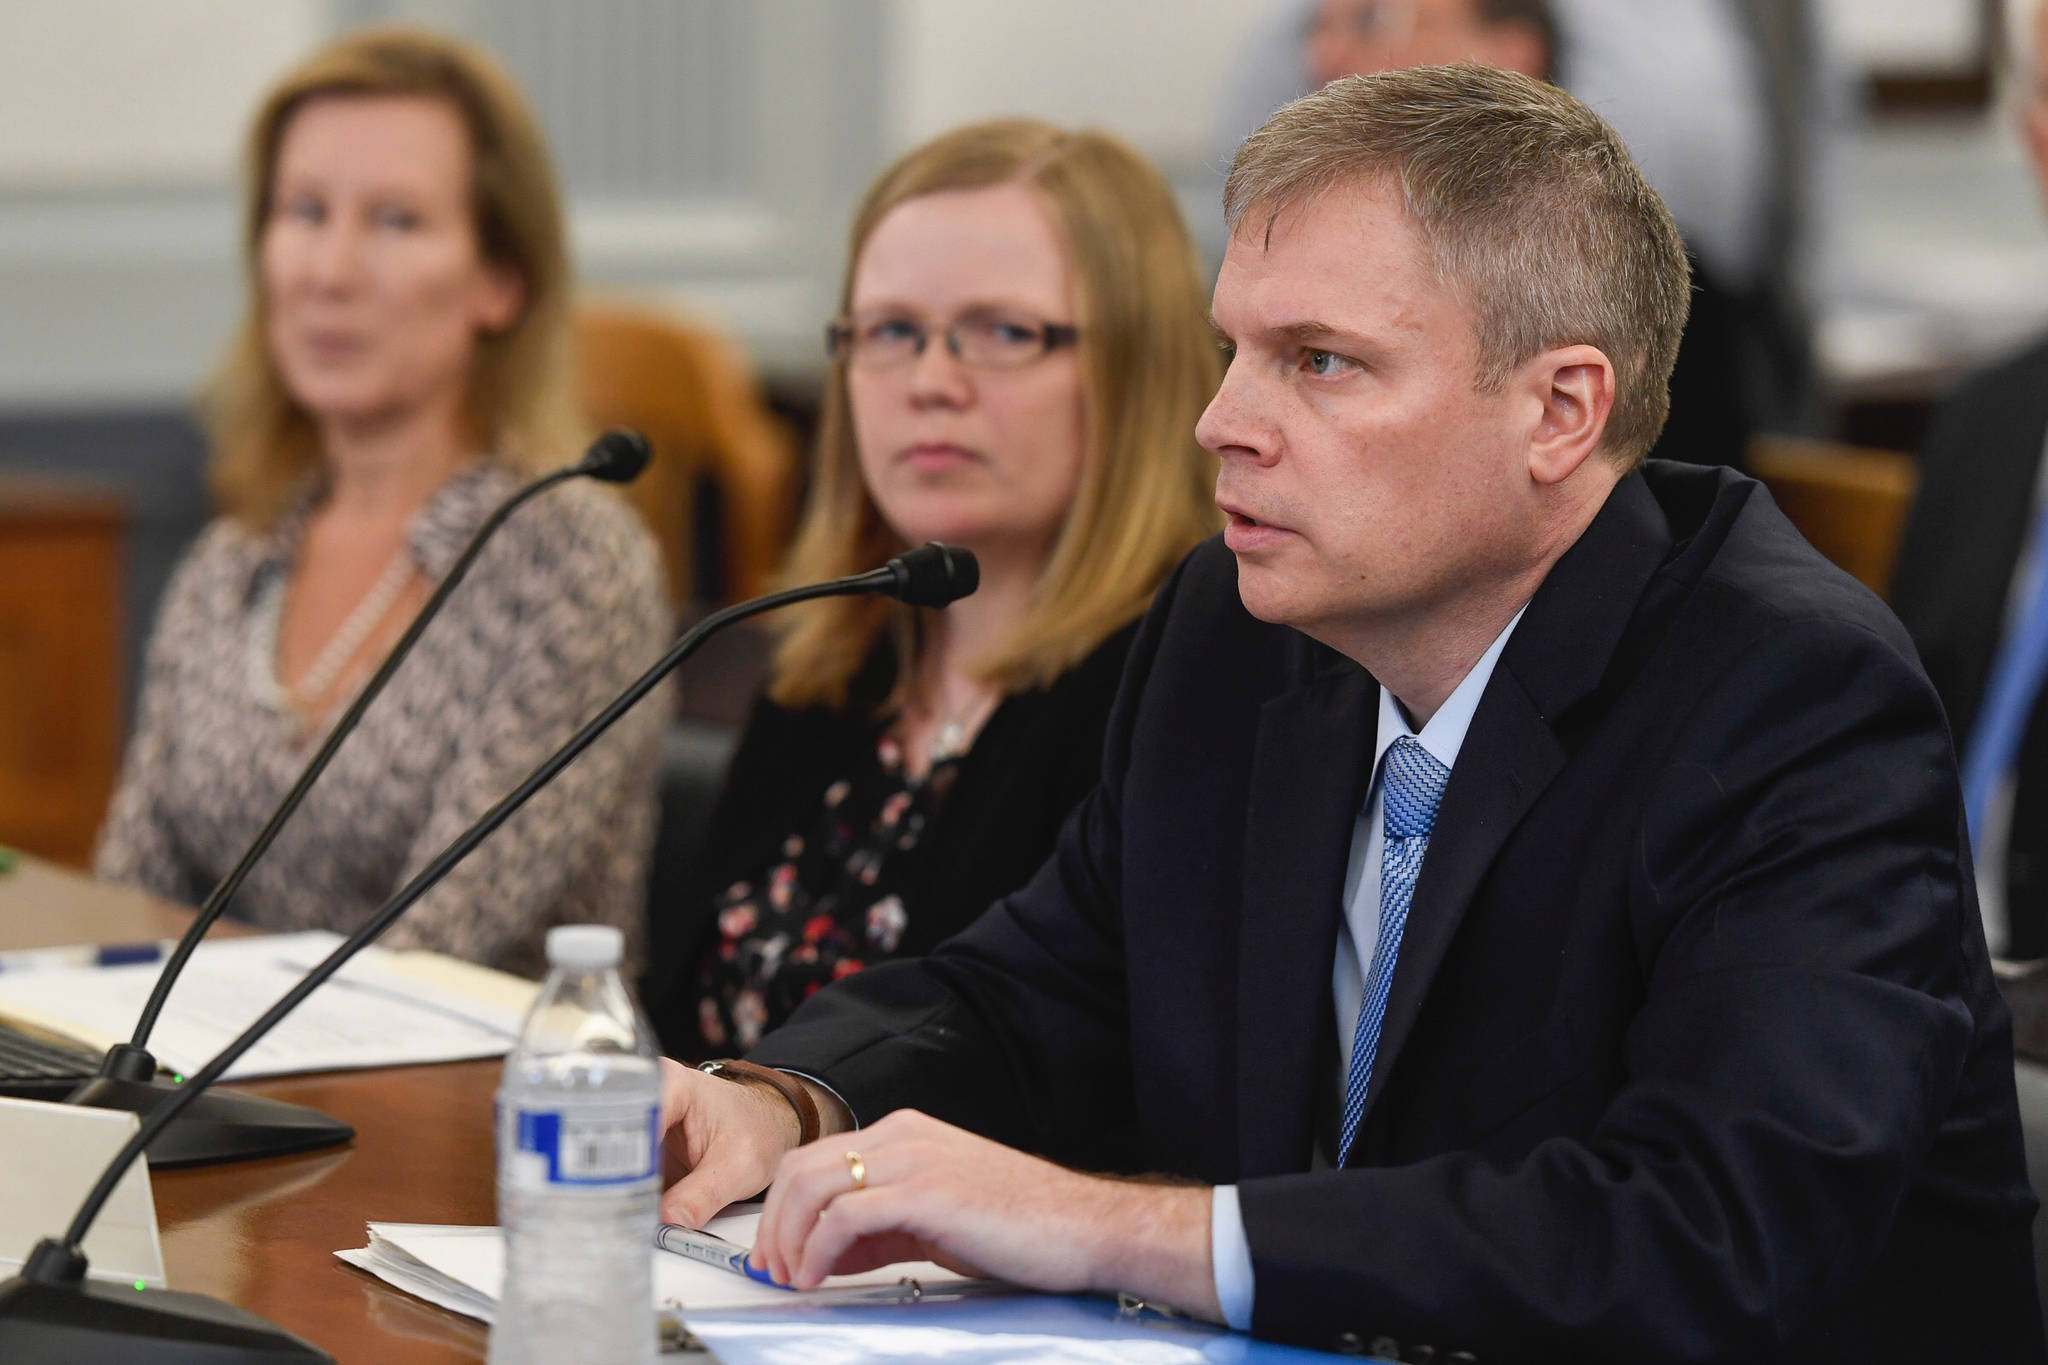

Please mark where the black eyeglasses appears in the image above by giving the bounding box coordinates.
[826,310,1079,371]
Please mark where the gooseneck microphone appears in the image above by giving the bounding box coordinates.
[883,539,978,606]
[0,542,976,1362]
[71,429,653,1169]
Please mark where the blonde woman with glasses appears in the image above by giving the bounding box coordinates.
[645,119,1219,1058]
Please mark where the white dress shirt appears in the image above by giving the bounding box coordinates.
[1211,608,1525,1331]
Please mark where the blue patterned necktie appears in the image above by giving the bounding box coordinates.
[1338,735,1451,1164]
[1962,511,2048,853]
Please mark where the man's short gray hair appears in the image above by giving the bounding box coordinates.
[1224,63,1690,466]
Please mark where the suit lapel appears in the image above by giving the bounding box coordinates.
[1354,672,1565,1134]
[1350,470,1677,1146]
[1235,660,1378,1177]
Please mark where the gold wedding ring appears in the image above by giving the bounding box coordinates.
[845,1150,867,1191]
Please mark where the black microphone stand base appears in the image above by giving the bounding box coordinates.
[68,1074,354,1168]
[0,1273,331,1362]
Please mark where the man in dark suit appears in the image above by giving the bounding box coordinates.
[1890,0,2048,961]
[655,65,2042,1361]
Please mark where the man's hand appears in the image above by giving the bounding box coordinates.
[656,1058,806,1227]
[747,1109,1224,1322]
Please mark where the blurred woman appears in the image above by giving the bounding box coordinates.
[646,119,1220,1057]
[95,27,670,978]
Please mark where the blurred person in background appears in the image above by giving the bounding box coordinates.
[1218,0,1826,468]
[93,26,670,979]
[1302,0,1552,83]
[642,120,1220,1058]
[1890,0,2048,962]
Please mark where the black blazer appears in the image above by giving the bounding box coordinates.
[643,624,1135,1058]
[753,463,2042,1362]
[1891,332,2048,956]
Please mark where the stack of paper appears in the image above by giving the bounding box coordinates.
[338,1207,980,1323]
[337,1227,505,1326]
[336,1224,499,1321]
[0,931,536,1079]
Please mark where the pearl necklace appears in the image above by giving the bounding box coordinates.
[248,547,415,716]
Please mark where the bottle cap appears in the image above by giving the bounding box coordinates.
[546,924,623,969]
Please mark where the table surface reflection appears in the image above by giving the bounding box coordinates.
[1,854,498,1362]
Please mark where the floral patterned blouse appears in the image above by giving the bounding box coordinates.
[696,730,964,1052]
[648,622,1140,1061]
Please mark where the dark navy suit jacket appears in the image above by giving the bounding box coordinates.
[751,462,2043,1362]
[1891,332,2048,957]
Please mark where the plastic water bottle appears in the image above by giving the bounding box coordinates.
[489,925,659,1365]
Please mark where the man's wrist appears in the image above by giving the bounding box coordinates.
[698,1058,820,1147]
[1078,1177,1223,1323]
[745,1078,803,1149]
[795,1076,855,1136]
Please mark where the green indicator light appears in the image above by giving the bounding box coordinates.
[171,1074,184,1085]
[134,1280,147,1291]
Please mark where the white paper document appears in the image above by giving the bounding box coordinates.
[0,931,534,1079]
[338,1208,982,1324]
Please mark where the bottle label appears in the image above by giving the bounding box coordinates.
[503,1101,657,1188]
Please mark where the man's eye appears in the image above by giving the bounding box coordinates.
[1305,349,1354,377]
[373,205,422,231]
[1215,339,1238,361]
[277,196,323,225]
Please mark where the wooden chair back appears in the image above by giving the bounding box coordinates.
[574,302,798,604]
[1747,435,1920,597]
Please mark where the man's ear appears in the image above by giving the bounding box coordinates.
[1522,344,1615,486]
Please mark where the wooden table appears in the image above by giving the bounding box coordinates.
[0,854,497,1361]
[1,858,1383,1364]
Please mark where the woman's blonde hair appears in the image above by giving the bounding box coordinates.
[204,24,583,527]
[771,119,1221,708]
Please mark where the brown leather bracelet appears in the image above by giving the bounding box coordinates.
[697,1058,821,1146]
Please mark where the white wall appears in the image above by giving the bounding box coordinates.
[1815,0,1983,73]
[0,0,876,405]
[0,0,1282,193]
[0,0,1277,406]
[0,0,328,186]
[887,0,1273,174]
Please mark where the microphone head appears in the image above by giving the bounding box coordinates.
[578,428,652,484]
[887,542,979,607]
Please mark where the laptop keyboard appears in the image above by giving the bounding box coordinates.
[0,1021,105,1101]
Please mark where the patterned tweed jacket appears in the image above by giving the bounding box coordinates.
[94,463,673,979]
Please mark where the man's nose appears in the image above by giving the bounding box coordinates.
[1195,361,1274,465]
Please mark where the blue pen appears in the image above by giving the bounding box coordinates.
[0,940,173,973]
[654,1223,790,1290]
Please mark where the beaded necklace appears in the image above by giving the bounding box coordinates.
[247,547,415,717]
